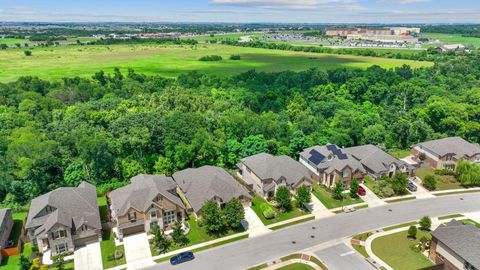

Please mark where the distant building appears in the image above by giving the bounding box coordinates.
[435,44,466,52]
[325,26,420,43]
[429,220,480,270]
[411,137,480,170]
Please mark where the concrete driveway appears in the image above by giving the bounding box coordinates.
[242,207,270,237]
[315,243,375,270]
[410,177,435,199]
[123,233,155,269]
[74,241,103,270]
[360,184,386,207]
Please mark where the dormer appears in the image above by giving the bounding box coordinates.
[34,205,57,219]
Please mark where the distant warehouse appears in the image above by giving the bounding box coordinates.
[324,26,421,43]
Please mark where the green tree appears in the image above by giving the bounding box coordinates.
[408,225,417,239]
[420,216,432,231]
[24,50,32,56]
[223,198,245,229]
[153,156,175,176]
[19,254,31,270]
[422,175,437,191]
[151,224,170,252]
[288,130,309,158]
[349,178,360,199]
[52,254,65,270]
[275,186,292,212]
[332,182,344,201]
[201,200,226,234]
[295,185,311,208]
[390,173,408,195]
[171,221,188,246]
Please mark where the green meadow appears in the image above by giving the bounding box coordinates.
[0,43,433,82]
[423,33,480,47]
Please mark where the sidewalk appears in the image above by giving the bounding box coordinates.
[243,207,271,237]
[431,187,480,195]
[265,214,315,229]
[263,258,323,270]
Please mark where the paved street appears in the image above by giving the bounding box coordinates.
[145,193,480,270]
[314,243,374,270]
[74,242,103,270]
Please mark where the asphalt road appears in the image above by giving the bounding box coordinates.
[147,193,480,270]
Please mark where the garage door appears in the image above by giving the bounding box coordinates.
[122,225,145,236]
[74,235,99,247]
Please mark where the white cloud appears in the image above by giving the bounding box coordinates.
[378,0,432,4]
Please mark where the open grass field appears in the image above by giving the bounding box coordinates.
[423,33,480,47]
[0,38,30,45]
[0,43,433,82]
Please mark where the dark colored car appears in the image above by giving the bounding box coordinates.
[407,181,418,192]
[357,186,366,196]
[170,252,195,265]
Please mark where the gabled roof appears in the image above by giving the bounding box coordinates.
[173,166,251,214]
[110,174,185,217]
[344,144,409,174]
[415,137,480,159]
[26,181,101,237]
[300,144,366,174]
[432,220,480,269]
[241,153,312,187]
[0,208,12,231]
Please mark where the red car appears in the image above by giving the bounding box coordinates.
[357,186,366,196]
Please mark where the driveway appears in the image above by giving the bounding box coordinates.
[314,243,375,270]
[123,233,155,269]
[242,207,270,237]
[410,177,435,199]
[307,195,334,219]
[74,241,103,270]
[360,184,386,207]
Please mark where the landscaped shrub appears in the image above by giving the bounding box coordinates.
[456,160,480,186]
[408,225,417,239]
[420,216,432,231]
[261,203,275,219]
[422,175,437,191]
[230,54,241,60]
[114,250,124,260]
[435,168,455,176]
[199,55,222,61]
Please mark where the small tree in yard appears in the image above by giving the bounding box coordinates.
[423,175,437,191]
[420,236,429,252]
[408,225,417,239]
[420,216,432,231]
[201,200,226,233]
[332,182,344,201]
[296,185,311,208]
[24,50,32,56]
[350,178,360,199]
[275,186,292,212]
[171,221,188,246]
[19,254,30,270]
[151,223,170,252]
[53,254,65,270]
[223,198,245,229]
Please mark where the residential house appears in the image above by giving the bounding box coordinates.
[435,44,466,52]
[0,208,13,261]
[429,220,480,270]
[412,137,480,170]
[238,153,313,198]
[300,144,410,188]
[173,166,252,217]
[110,174,186,240]
[25,182,102,256]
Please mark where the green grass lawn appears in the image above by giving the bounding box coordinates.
[97,196,109,223]
[422,33,480,47]
[250,196,309,225]
[0,43,433,82]
[277,263,315,270]
[100,230,126,269]
[0,243,33,270]
[0,38,31,45]
[371,230,433,270]
[311,183,363,209]
[352,244,369,258]
[388,149,411,159]
[461,219,480,229]
[414,168,463,191]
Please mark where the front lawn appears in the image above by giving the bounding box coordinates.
[415,168,462,191]
[388,149,411,159]
[311,183,363,209]
[371,230,433,270]
[0,243,33,270]
[250,196,309,225]
[277,263,315,270]
[100,230,126,269]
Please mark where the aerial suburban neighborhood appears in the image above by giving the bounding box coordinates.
[1,1,480,269]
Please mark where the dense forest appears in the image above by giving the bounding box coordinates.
[0,51,479,208]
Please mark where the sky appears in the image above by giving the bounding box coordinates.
[0,0,480,23]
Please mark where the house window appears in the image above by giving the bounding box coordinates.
[164,210,175,226]
[342,170,350,178]
[128,211,137,221]
[150,208,157,219]
[55,243,68,254]
[52,230,67,240]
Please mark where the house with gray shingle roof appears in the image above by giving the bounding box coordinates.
[25,182,101,256]
[238,153,313,199]
[110,174,186,240]
[412,137,480,170]
[429,219,480,270]
[0,208,13,261]
[300,144,410,188]
[173,166,252,217]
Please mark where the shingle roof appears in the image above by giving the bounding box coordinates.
[26,182,101,237]
[432,220,480,269]
[344,144,409,174]
[241,153,312,188]
[173,166,252,214]
[416,137,480,159]
[110,174,185,217]
[0,208,12,233]
[300,144,365,174]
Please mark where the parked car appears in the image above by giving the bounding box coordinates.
[407,181,417,192]
[357,186,366,196]
[170,252,195,265]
